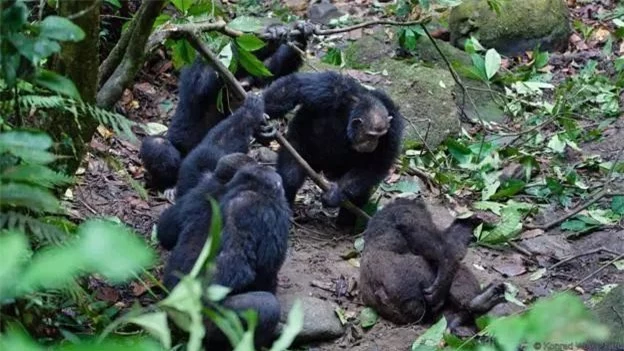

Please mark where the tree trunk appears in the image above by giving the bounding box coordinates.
[49,0,100,175]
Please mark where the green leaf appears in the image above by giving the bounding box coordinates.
[0,231,30,299]
[533,51,549,69]
[235,34,266,52]
[2,165,73,188]
[77,220,155,282]
[8,32,60,62]
[446,139,472,165]
[1,1,28,30]
[105,0,122,8]
[411,317,446,351]
[143,122,168,136]
[473,201,504,216]
[171,39,196,70]
[228,16,266,32]
[128,312,172,349]
[547,134,566,153]
[236,45,272,78]
[39,16,85,42]
[419,0,431,10]
[484,48,502,80]
[218,42,234,70]
[611,196,624,215]
[269,299,304,351]
[470,53,488,81]
[359,307,378,329]
[490,179,525,200]
[0,183,61,213]
[17,244,83,297]
[380,179,421,194]
[478,207,522,244]
[34,69,81,99]
[170,0,190,13]
[206,284,231,302]
[322,47,344,66]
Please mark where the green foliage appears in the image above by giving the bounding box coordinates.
[359,307,379,329]
[322,47,345,66]
[1,0,83,93]
[398,26,424,52]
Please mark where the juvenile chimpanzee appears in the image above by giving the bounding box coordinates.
[156,152,254,250]
[162,162,291,348]
[359,198,505,331]
[262,71,404,227]
[174,94,265,199]
[139,21,314,191]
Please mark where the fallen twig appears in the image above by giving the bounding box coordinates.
[550,247,622,270]
[184,32,371,221]
[525,146,624,231]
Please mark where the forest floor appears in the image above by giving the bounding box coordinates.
[72,1,624,350]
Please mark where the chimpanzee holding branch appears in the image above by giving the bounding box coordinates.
[261,71,404,227]
[140,21,314,191]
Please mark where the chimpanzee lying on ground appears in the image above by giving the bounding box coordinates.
[162,160,291,349]
[139,21,314,191]
[261,71,404,227]
[359,198,505,332]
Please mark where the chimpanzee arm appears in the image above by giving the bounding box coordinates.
[263,71,356,120]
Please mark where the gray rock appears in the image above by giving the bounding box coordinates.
[591,285,624,343]
[277,295,344,343]
[449,0,571,56]
[307,1,344,25]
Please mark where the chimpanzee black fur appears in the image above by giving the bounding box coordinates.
[262,71,404,227]
[174,95,265,199]
[139,22,313,191]
[359,198,505,332]
[162,162,291,349]
[156,152,254,250]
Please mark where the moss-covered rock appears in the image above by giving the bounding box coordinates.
[591,285,624,343]
[449,0,571,56]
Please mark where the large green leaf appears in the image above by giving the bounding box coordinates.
[0,183,61,213]
[484,48,501,80]
[269,300,304,351]
[77,220,156,282]
[0,132,56,164]
[235,34,265,52]
[34,69,81,99]
[17,244,83,296]
[236,45,272,78]
[478,207,522,244]
[8,32,61,62]
[359,307,378,329]
[39,16,85,42]
[411,317,446,351]
[611,196,624,215]
[1,1,28,32]
[2,164,73,188]
[128,312,172,349]
[0,231,30,299]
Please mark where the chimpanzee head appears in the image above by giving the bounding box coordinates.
[347,95,393,153]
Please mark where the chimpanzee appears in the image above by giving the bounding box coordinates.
[162,162,291,349]
[359,198,505,331]
[139,21,314,191]
[261,71,405,227]
[174,94,265,199]
[156,152,254,250]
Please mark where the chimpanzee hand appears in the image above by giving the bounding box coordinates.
[321,182,344,208]
[254,114,278,145]
[290,21,316,48]
[264,23,289,42]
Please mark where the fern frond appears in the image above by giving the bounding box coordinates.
[17,95,140,142]
[2,165,74,188]
[0,211,69,245]
[0,182,61,213]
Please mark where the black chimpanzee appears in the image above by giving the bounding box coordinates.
[174,94,265,199]
[359,198,505,332]
[139,21,314,191]
[162,161,291,348]
[261,71,405,227]
[156,152,254,250]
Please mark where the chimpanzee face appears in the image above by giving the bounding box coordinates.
[348,97,393,153]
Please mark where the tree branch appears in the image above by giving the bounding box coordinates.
[96,0,165,108]
[184,32,371,221]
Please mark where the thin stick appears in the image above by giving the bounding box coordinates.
[567,253,624,291]
[314,18,430,36]
[525,146,624,230]
[550,247,622,270]
[185,32,371,221]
